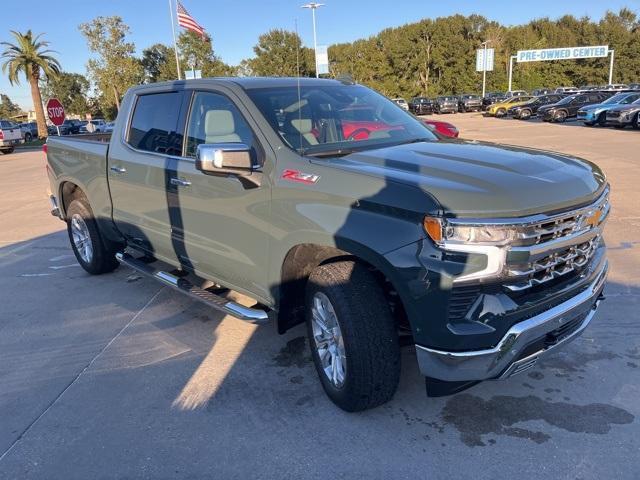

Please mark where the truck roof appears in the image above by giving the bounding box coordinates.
[130,77,350,93]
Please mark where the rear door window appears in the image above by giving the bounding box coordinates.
[127,92,183,155]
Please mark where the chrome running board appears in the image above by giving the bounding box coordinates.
[115,252,270,325]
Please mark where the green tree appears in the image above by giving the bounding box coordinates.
[248,29,314,77]
[79,16,144,113]
[0,94,23,119]
[1,30,60,138]
[41,72,90,116]
[177,31,234,77]
[141,43,175,83]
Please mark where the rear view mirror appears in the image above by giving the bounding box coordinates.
[196,143,253,174]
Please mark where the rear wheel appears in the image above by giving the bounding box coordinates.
[66,198,119,275]
[306,261,400,412]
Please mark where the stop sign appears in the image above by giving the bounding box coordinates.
[46,98,65,126]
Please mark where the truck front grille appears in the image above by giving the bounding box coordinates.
[502,190,609,293]
[505,236,600,291]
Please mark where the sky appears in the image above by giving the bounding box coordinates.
[1,0,638,110]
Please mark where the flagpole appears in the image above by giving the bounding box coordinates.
[169,0,182,80]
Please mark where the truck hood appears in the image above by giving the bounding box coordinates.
[319,140,606,218]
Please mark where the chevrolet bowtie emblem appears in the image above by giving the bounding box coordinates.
[585,210,602,228]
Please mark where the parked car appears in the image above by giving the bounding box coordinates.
[531,88,553,96]
[457,94,482,112]
[484,96,534,117]
[604,84,629,91]
[422,118,459,138]
[46,77,610,411]
[58,119,84,135]
[509,94,565,119]
[409,97,433,115]
[540,92,610,122]
[577,92,640,126]
[0,119,23,153]
[19,122,38,142]
[80,119,107,133]
[104,121,116,133]
[579,85,600,91]
[391,98,409,111]
[482,92,506,108]
[504,90,528,98]
[628,83,640,91]
[433,96,458,114]
[554,87,579,94]
[605,97,640,128]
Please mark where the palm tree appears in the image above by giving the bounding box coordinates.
[1,30,61,138]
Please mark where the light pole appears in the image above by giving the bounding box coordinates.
[301,2,324,78]
[507,55,517,92]
[480,41,490,98]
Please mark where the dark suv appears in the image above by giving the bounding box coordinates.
[457,94,482,112]
[409,97,433,115]
[540,92,611,122]
[434,96,458,114]
[482,92,506,110]
[509,94,565,120]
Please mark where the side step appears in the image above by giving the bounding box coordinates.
[115,252,270,325]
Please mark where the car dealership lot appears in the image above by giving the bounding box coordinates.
[0,117,639,479]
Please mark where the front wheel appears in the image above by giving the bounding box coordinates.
[306,261,400,412]
[496,108,506,117]
[66,198,120,275]
[520,109,532,120]
[554,110,567,122]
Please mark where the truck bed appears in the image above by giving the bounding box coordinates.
[46,133,114,225]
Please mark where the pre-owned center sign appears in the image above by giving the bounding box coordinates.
[517,45,609,63]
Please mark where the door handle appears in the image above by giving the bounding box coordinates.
[110,166,127,174]
[170,178,191,187]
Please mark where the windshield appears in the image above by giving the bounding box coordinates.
[556,95,579,105]
[246,84,437,156]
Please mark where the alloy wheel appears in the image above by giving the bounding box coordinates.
[310,292,347,388]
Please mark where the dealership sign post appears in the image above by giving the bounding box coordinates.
[507,45,614,91]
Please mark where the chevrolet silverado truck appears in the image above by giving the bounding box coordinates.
[46,78,609,412]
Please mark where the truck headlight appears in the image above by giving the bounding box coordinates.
[423,216,516,246]
[423,216,514,282]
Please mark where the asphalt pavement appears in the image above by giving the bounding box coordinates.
[0,116,639,479]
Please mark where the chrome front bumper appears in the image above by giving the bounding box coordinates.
[415,259,608,382]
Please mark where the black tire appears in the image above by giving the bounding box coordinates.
[554,110,567,122]
[597,113,607,127]
[584,121,594,127]
[520,109,532,120]
[306,261,400,412]
[66,198,119,275]
[496,108,506,117]
[1,147,15,154]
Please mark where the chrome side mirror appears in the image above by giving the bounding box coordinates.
[195,143,253,174]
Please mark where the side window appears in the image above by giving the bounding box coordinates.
[127,92,182,155]
[185,91,255,158]
[589,94,601,103]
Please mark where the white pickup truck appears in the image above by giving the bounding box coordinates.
[0,120,23,154]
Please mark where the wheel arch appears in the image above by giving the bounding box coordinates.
[276,240,408,335]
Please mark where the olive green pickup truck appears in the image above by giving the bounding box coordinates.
[46,78,609,411]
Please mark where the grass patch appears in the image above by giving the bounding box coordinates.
[16,138,46,148]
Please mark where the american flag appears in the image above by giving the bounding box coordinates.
[177,1,206,38]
